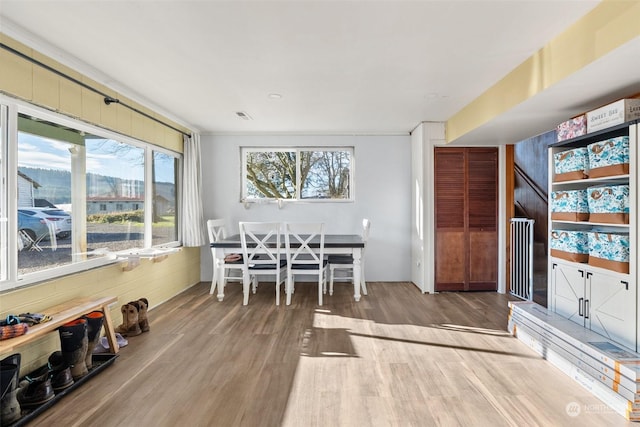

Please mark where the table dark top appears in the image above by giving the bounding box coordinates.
[210,234,364,248]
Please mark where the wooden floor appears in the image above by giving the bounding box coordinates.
[28,282,633,427]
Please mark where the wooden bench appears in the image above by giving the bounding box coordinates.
[0,296,119,355]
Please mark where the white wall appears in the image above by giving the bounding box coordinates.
[199,134,412,284]
[411,122,446,294]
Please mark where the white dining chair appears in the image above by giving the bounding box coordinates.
[239,221,287,305]
[285,222,328,306]
[207,219,248,298]
[328,218,370,296]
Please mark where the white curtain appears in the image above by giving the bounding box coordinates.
[181,132,206,247]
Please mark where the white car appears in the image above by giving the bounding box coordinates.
[18,207,72,239]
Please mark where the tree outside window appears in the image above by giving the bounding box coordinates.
[243,148,352,201]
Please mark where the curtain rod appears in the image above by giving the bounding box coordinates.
[0,42,191,138]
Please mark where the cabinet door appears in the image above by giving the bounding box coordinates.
[467,149,498,290]
[550,261,585,326]
[434,148,498,291]
[434,149,466,291]
[587,271,637,351]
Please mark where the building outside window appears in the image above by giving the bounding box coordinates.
[1,102,182,290]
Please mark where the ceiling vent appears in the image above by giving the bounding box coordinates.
[235,111,252,120]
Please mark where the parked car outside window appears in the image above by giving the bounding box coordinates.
[34,198,57,208]
[18,210,50,247]
[18,208,72,239]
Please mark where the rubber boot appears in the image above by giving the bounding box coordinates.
[16,365,54,409]
[48,351,74,392]
[1,353,21,425]
[84,311,105,370]
[59,318,88,380]
[137,298,150,332]
[116,304,141,337]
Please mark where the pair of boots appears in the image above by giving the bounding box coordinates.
[1,351,74,424]
[57,310,105,381]
[2,355,56,420]
[116,298,149,337]
[1,354,22,424]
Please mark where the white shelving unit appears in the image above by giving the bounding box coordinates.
[548,121,638,351]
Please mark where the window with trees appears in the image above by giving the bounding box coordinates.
[242,148,353,201]
[1,100,182,290]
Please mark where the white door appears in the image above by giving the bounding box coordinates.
[587,270,637,351]
[551,260,586,326]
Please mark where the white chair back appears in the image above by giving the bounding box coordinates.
[362,218,371,243]
[239,221,286,305]
[285,222,325,268]
[285,222,327,305]
[207,219,227,244]
[239,221,283,266]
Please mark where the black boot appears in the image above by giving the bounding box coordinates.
[48,352,74,392]
[16,365,54,409]
[59,318,88,380]
[83,311,104,370]
[1,353,22,425]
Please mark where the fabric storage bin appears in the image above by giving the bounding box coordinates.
[553,147,588,182]
[587,136,629,178]
[587,184,629,224]
[588,232,629,274]
[550,190,589,221]
[556,115,587,142]
[550,230,589,263]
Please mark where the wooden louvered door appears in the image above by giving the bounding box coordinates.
[434,147,498,291]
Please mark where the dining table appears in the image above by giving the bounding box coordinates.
[209,234,366,303]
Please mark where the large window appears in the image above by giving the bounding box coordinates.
[242,148,353,201]
[152,151,179,246]
[1,102,182,289]
[85,137,146,253]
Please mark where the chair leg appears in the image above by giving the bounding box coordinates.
[329,265,335,296]
[360,269,368,295]
[221,269,228,296]
[209,272,216,295]
[318,276,323,306]
[242,271,251,305]
[286,273,293,305]
[322,271,327,295]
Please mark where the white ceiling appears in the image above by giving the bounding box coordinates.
[2,0,638,144]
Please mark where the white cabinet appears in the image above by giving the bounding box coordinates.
[550,258,636,350]
[548,121,638,351]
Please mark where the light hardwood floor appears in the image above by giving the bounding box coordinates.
[28,281,633,427]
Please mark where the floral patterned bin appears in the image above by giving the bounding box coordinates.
[587,184,629,224]
[588,232,629,274]
[587,136,629,178]
[554,147,589,182]
[550,230,589,263]
[550,190,589,221]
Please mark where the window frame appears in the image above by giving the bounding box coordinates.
[1,96,183,291]
[240,146,355,203]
